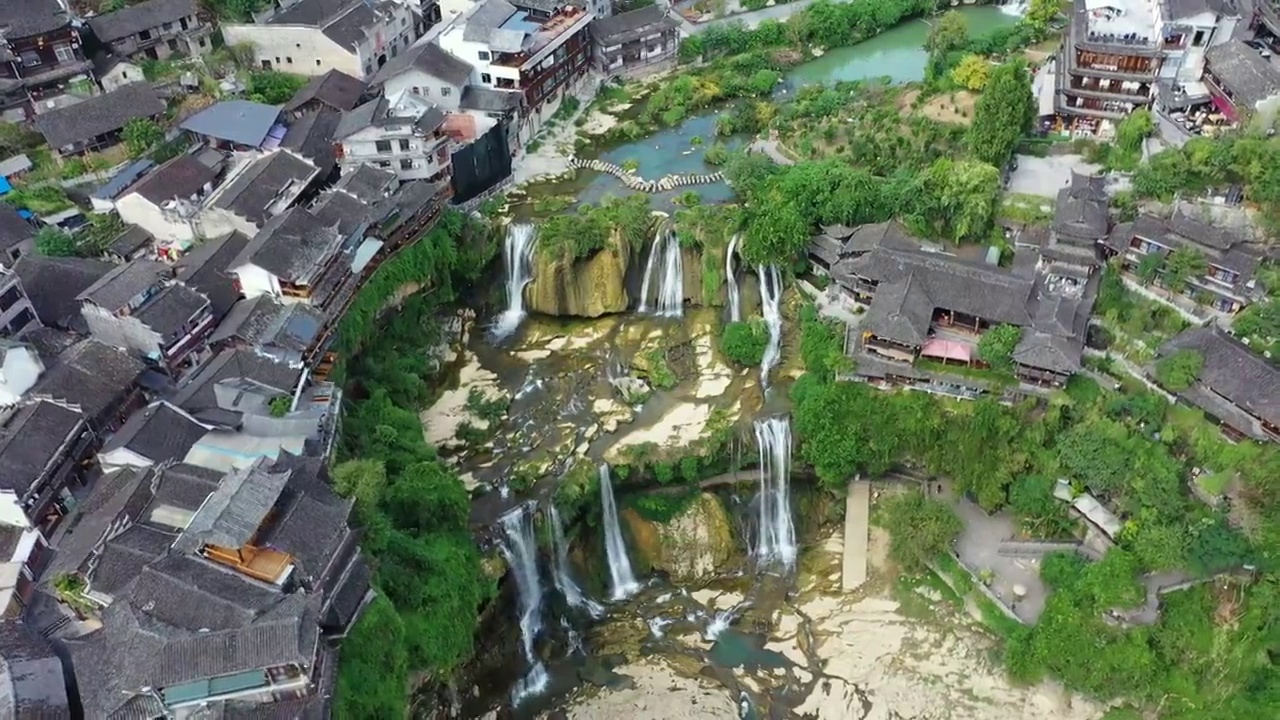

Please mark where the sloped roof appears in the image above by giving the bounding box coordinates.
[0,400,83,495]
[863,273,932,346]
[1206,41,1280,109]
[1159,326,1280,427]
[210,150,318,227]
[88,0,197,43]
[460,85,521,112]
[102,401,209,465]
[180,101,282,148]
[13,256,114,327]
[463,0,520,43]
[172,347,300,412]
[592,4,678,44]
[134,282,210,340]
[373,40,474,86]
[106,224,153,259]
[281,108,341,171]
[36,84,165,149]
[0,0,74,40]
[334,163,396,203]
[175,231,252,321]
[30,340,145,421]
[233,207,343,282]
[0,621,70,718]
[128,153,221,205]
[0,206,34,252]
[284,69,365,113]
[175,460,291,551]
[76,258,168,312]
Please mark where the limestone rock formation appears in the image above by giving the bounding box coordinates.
[526,233,631,317]
[623,493,737,583]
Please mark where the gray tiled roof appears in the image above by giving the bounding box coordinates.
[0,621,70,718]
[0,400,84,495]
[13,256,114,328]
[106,224,153,259]
[134,282,210,340]
[216,295,326,355]
[862,273,931,346]
[211,151,318,227]
[175,231,252,321]
[128,152,221,205]
[233,207,344,282]
[87,523,177,596]
[43,467,152,580]
[259,456,353,580]
[172,347,300,412]
[1159,326,1280,428]
[334,163,396,203]
[592,5,678,44]
[373,40,474,86]
[35,84,166,149]
[463,0,520,42]
[0,206,35,251]
[284,69,366,113]
[281,108,341,171]
[1206,41,1280,109]
[334,95,386,140]
[101,401,209,465]
[0,0,74,40]
[174,460,291,552]
[76,259,168,312]
[180,100,282,148]
[31,339,145,421]
[312,187,374,237]
[151,463,222,512]
[1053,186,1109,245]
[88,0,197,43]
[459,85,521,112]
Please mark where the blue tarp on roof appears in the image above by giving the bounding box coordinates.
[180,100,282,148]
[0,177,10,195]
[92,158,155,200]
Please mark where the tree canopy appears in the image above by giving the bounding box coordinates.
[967,60,1034,168]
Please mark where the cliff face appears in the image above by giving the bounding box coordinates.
[525,232,631,317]
[622,493,738,583]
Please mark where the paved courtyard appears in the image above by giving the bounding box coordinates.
[951,498,1048,624]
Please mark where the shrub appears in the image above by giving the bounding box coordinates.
[721,320,768,367]
[1155,350,1203,391]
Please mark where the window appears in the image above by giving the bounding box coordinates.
[181,17,189,31]
[0,286,21,313]
[481,73,491,84]
[478,51,491,61]
[441,86,451,96]
[390,46,398,58]
[402,17,408,26]
[411,86,420,94]
[398,139,411,151]
[375,140,393,154]
[20,51,41,67]
[198,38,206,48]
[121,70,129,79]
[296,43,302,49]
[376,160,392,168]
[162,22,173,31]
[54,44,76,63]
[400,158,414,170]
[315,59,321,66]
[275,57,281,65]
[286,56,293,64]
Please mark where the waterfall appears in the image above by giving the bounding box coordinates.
[548,503,604,617]
[705,601,749,641]
[754,416,797,570]
[998,0,1028,15]
[726,234,742,323]
[638,227,683,317]
[492,223,537,339]
[757,265,783,387]
[497,504,549,704]
[599,463,640,600]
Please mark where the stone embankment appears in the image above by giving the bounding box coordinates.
[569,158,722,193]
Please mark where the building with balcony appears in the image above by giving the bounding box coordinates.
[438,0,594,145]
[1155,326,1279,441]
[87,0,213,63]
[0,0,95,122]
[335,91,453,183]
[1103,202,1265,313]
[33,83,167,157]
[1058,0,1164,131]
[115,148,228,248]
[373,38,476,112]
[224,0,439,79]
[0,266,39,340]
[283,68,367,118]
[592,5,679,79]
[1202,39,1280,122]
[200,149,324,241]
[228,207,350,310]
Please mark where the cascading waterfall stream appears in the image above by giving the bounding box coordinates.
[548,503,604,617]
[599,463,641,599]
[757,265,783,387]
[492,223,537,339]
[705,601,750,641]
[726,234,742,322]
[638,226,684,316]
[497,504,549,704]
[998,0,1028,15]
[754,416,797,570]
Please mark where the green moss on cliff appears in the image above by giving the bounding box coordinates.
[538,195,653,261]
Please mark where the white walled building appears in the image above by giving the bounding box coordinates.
[372,38,475,112]
[335,92,453,182]
[224,0,440,79]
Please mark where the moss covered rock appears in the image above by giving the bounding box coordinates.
[526,231,630,317]
[622,493,737,582]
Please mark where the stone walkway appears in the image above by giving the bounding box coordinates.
[843,479,870,591]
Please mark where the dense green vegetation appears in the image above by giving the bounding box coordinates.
[537,195,653,260]
[333,213,499,717]
[245,70,308,105]
[1133,133,1280,235]
[966,59,1035,169]
[721,320,769,367]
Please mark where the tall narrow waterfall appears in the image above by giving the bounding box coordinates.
[639,228,683,317]
[754,416,797,570]
[492,223,537,339]
[758,265,783,387]
[549,503,604,617]
[726,234,742,322]
[497,504,548,704]
[599,463,640,599]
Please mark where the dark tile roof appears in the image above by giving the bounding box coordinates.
[43,466,153,580]
[175,460,291,551]
[106,224,153,259]
[1011,273,1100,374]
[0,400,84,495]
[175,231,252,321]
[1159,326,1280,428]
[862,273,932,346]
[334,163,396,203]
[13,256,114,328]
[102,401,208,465]
[0,0,73,39]
[22,327,80,365]
[319,1,383,49]
[151,463,222,513]
[1169,202,1254,251]
[76,258,168,312]
[0,621,70,718]
[233,207,344,282]
[459,84,522,112]
[284,69,366,113]
[179,101,283,148]
[0,206,35,252]
[463,0,519,43]
[128,153,221,205]
[92,157,155,201]
[211,151,318,227]
[807,234,842,266]
[281,108,341,171]
[211,296,325,354]
[172,347,300,412]
[87,523,177,596]
[259,455,353,580]
[88,0,197,43]
[31,340,145,421]
[34,84,166,149]
[373,40,474,86]
[1053,176,1110,245]
[334,95,386,140]
[1113,212,1262,283]
[592,5,678,44]
[133,282,210,340]
[838,220,920,255]
[1206,41,1280,109]
[312,187,373,237]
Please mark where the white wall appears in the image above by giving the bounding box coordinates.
[117,193,197,245]
[438,27,520,87]
[100,61,144,92]
[0,493,28,529]
[340,126,450,182]
[383,67,464,111]
[231,263,282,300]
[223,24,362,77]
[98,446,153,472]
[0,347,44,407]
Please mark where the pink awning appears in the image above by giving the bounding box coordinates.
[920,339,973,363]
[1210,93,1238,122]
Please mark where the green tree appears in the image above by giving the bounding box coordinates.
[1135,251,1163,285]
[913,158,1001,243]
[246,70,308,104]
[878,490,963,571]
[332,459,388,519]
[721,320,768,367]
[334,596,410,718]
[1155,349,1203,391]
[1023,0,1060,35]
[977,323,1023,372]
[122,118,164,158]
[1163,247,1206,293]
[967,60,1034,168]
[924,11,969,80]
[35,227,77,257]
[1110,108,1155,170]
[741,200,808,266]
[383,461,471,534]
[950,54,991,90]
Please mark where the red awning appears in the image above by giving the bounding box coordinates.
[920,339,973,363]
[1210,93,1238,122]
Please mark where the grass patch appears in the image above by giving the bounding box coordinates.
[893,570,965,621]
[974,594,1023,639]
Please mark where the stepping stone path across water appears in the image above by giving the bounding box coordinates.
[569,157,723,193]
